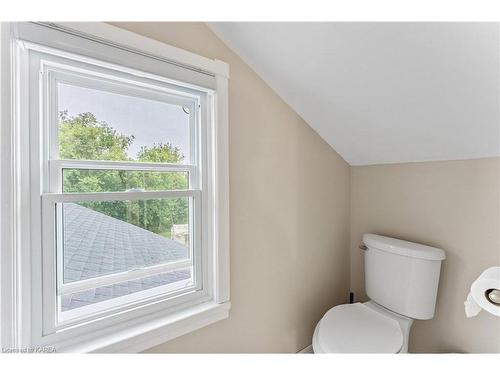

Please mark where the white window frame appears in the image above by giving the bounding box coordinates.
[40,58,205,331]
[0,22,230,353]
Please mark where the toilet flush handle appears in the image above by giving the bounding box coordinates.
[359,244,368,251]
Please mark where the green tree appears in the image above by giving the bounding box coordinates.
[59,111,134,161]
[137,143,184,164]
[59,111,188,239]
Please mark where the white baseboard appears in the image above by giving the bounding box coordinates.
[298,344,313,353]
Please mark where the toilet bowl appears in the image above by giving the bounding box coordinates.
[312,234,445,353]
[312,301,413,353]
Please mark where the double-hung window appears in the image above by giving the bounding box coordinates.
[1,22,230,352]
[43,63,204,327]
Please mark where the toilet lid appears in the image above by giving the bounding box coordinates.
[316,303,403,353]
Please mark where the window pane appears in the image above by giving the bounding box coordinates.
[60,268,193,313]
[57,83,191,163]
[62,169,188,193]
[59,197,191,284]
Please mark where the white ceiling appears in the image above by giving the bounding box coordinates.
[208,23,499,165]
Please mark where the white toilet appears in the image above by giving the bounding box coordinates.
[313,233,445,353]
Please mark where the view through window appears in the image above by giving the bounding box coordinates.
[53,79,199,318]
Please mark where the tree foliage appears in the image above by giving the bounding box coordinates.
[59,111,134,161]
[60,111,188,238]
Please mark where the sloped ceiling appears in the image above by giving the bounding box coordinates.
[208,23,499,165]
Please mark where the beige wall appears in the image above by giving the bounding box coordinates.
[111,22,351,353]
[350,158,500,353]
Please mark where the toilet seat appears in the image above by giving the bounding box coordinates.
[313,303,404,353]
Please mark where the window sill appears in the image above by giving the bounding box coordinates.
[56,301,231,353]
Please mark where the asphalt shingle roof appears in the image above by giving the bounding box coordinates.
[61,203,191,311]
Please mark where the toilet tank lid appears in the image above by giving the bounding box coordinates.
[363,234,445,261]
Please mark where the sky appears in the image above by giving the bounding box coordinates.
[58,83,191,163]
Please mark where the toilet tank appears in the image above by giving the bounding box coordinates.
[363,234,445,320]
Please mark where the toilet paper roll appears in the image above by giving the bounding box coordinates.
[464,267,500,318]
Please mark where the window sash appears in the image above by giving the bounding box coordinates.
[43,57,202,195]
[41,189,202,330]
[47,68,200,171]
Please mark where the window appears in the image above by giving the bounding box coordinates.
[1,22,229,352]
[43,63,205,330]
